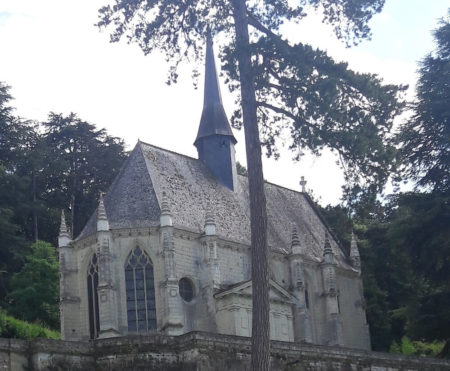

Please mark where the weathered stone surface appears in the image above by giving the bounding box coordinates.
[1,333,449,371]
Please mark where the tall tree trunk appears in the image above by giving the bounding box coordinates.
[32,170,38,242]
[232,1,270,370]
[70,194,75,239]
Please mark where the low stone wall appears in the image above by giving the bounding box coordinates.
[1,332,449,371]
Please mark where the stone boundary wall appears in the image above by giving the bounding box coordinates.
[1,332,449,370]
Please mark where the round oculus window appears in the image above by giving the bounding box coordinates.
[179,277,194,302]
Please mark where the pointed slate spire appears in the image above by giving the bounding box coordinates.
[350,231,361,271]
[160,191,173,227]
[58,210,72,247]
[97,193,109,231]
[194,31,238,191]
[194,32,236,146]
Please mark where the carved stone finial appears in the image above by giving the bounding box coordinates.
[97,193,109,231]
[299,176,307,193]
[291,226,304,255]
[58,210,72,247]
[324,232,333,256]
[160,191,173,227]
[205,203,215,225]
[97,193,107,220]
[59,210,70,237]
[161,191,171,215]
[204,203,216,236]
[350,231,361,271]
[291,227,300,247]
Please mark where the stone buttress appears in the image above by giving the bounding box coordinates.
[58,210,81,340]
[320,233,344,346]
[159,192,183,335]
[288,227,312,342]
[95,194,120,338]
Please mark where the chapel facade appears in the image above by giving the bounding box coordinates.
[57,35,371,350]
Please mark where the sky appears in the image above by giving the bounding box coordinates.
[0,1,448,205]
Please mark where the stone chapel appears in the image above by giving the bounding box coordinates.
[57,35,371,350]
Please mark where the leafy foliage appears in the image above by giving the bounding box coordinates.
[0,310,60,340]
[8,241,60,329]
[236,161,248,176]
[390,336,444,358]
[223,36,405,193]
[397,14,450,192]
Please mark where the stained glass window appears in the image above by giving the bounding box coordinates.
[87,253,100,339]
[125,247,156,332]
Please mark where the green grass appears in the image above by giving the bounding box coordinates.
[0,310,60,340]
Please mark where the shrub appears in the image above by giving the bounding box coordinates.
[0,310,60,340]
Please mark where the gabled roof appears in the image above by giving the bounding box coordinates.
[77,141,351,269]
[215,279,297,304]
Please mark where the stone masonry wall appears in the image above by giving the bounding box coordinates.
[1,332,449,371]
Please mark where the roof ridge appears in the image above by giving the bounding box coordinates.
[138,140,198,162]
[140,141,310,197]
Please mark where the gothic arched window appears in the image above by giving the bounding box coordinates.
[87,253,100,339]
[125,247,156,332]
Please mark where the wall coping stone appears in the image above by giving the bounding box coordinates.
[1,332,449,370]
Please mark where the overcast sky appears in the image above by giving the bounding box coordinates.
[0,1,448,205]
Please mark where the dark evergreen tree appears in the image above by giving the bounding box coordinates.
[0,82,31,306]
[40,112,126,240]
[397,13,450,192]
[387,192,450,356]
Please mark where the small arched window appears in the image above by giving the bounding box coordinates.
[87,253,100,339]
[125,246,156,332]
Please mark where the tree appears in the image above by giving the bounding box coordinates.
[40,112,126,239]
[386,192,450,356]
[0,167,30,306]
[8,241,59,329]
[397,13,450,192]
[97,1,403,368]
[0,82,32,305]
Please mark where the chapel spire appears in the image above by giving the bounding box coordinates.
[194,32,236,146]
[194,31,238,191]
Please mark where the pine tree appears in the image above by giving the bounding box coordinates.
[97,1,403,367]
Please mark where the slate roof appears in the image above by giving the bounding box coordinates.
[77,141,351,269]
